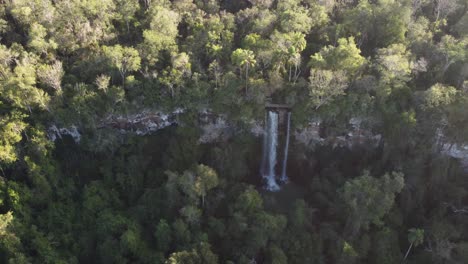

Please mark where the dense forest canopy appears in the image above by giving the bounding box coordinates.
[0,0,467,263]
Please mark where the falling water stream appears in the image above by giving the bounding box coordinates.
[265,111,280,191]
[261,110,291,191]
[280,111,291,183]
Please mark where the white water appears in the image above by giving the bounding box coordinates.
[280,112,291,183]
[263,111,280,191]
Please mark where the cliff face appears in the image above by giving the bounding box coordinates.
[48,110,468,172]
[442,144,468,172]
[48,109,259,144]
[47,110,384,152]
[48,125,81,143]
[48,109,181,142]
[98,110,181,136]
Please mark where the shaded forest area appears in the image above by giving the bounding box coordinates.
[0,0,467,263]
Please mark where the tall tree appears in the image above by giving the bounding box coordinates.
[102,45,141,88]
[141,5,180,66]
[0,114,26,164]
[375,43,412,97]
[36,60,64,92]
[231,48,256,94]
[114,0,140,33]
[308,69,348,110]
[403,228,424,262]
[160,52,191,98]
[343,171,405,237]
[2,58,50,112]
[194,164,219,207]
[309,37,366,78]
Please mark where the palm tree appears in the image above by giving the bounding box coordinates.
[287,50,301,83]
[402,228,424,263]
[278,32,306,83]
[231,49,256,95]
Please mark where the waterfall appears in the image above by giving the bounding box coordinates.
[280,111,291,183]
[262,111,280,191]
[260,114,268,178]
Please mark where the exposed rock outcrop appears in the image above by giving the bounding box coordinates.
[293,118,382,149]
[98,110,180,136]
[48,125,81,143]
[442,144,468,172]
[47,110,468,173]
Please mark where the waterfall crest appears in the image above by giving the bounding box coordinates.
[280,111,291,183]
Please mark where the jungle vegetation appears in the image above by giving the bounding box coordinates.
[0,0,467,263]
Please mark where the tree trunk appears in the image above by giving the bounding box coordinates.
[214,68,218,90]
[245,64,249,95]
[23,130,30,141]
[294,64,299,83]
[402,243,413,263]
[441,57,453,76]
[120,71,126,89]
